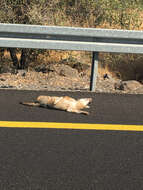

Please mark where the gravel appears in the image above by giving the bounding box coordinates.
[0,70,143,94]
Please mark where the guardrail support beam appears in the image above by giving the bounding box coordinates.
[90,52,99,91]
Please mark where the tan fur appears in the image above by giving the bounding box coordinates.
[20,95,92,115]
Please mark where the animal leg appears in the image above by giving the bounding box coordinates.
[75,110,89,115]
[20,102,40,107]
[67,107,89,115]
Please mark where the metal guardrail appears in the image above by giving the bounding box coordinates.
[0,23,143,91]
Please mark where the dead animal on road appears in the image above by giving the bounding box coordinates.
[20,95,92,115]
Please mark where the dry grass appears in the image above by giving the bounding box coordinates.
[2,5,143,81]
[3,49,143,82]
[99,53,143,81]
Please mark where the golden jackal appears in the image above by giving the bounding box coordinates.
[20,95,92,115]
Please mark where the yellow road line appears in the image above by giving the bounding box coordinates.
[0,121,143,131]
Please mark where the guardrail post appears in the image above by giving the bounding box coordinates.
[90,52,99,91]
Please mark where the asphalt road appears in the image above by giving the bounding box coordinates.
[0,89,143,125]
[0,89,143,190]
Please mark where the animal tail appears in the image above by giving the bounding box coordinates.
[19,102,40,107]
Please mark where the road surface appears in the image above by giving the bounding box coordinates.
[0,89,143,190]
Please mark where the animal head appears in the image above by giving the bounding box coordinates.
[77,98,92,109]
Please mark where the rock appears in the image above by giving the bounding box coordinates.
[11,69,18,75]
[0,78,6,81]
[59,67,78,78]
[123,80,142,91]
[48,64,79,78]
[17,70,27,77]
[132,86,143,94]
[114,80,124,90]
[72,62,89,73]
[0,85,14,88]
[47,64,55,72]
[0,64,13,73]
[35,65,48,73]
[114,80,142,91]
[103,73,110,80]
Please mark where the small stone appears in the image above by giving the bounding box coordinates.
[0,85,14,88]
[0,78,6,81]
[103,73,109,80]
[17,70,27,77]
